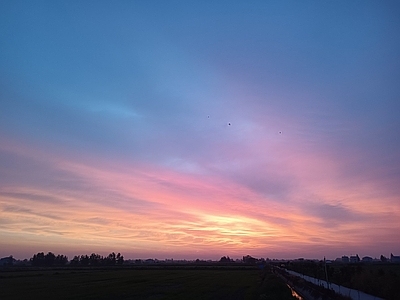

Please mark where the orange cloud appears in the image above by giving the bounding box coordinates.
[1,132,399,260]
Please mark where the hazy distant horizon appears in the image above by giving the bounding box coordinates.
[1,1,399,260]
[4,249,397,263]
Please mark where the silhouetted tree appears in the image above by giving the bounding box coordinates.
[219,256,231,263]
[70,255,80,266]
[80,255,90,266]
[243,255,256,264]
[116,253,124,265]
[44,252,56,266]
[89,253,102,266]
[105,252,116,265]
[30,252,45,266]
[30,252,67,266]
[55,254,68,265]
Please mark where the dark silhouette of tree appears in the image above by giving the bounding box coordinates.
[105,252,116,265]
[55,254,68,265]
[116,253,124,265]
[30,252,67,266]
[101,252,124,265]
[243,255,256,264]
[80,255,90,266]
[219,256,231,263]
[29,251,124,267]
[70,255,80,266]
[44,252,56,266]
[30,252,45,266]
[89,253,102,266]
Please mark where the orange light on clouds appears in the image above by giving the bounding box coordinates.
[1,133,399,260]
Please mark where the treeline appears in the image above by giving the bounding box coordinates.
[218,255,258,264]
[30,252,124,267]
[70,252,124,266]
[30,252,68,266]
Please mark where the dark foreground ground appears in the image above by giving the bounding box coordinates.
[285,261,400,300]
[0,266,297,300]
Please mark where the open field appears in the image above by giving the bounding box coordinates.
[0,266,297,299]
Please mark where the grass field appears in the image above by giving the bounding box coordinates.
[0,266,296,299]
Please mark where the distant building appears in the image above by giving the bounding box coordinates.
[342,256,349,263]
[0,256,15,266]
[362,256,373,263]
[391,253,400,263]
[349,255,360,263]
[144,259,155,264]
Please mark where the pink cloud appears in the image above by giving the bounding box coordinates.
[1,124,399,260]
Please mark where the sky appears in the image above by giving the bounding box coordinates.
[1,1,400,260]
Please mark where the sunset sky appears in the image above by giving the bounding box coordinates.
[1,1,399,260]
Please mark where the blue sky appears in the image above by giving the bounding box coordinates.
[1,1,399,259]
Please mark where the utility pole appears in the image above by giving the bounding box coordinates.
[324,256,330,289]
